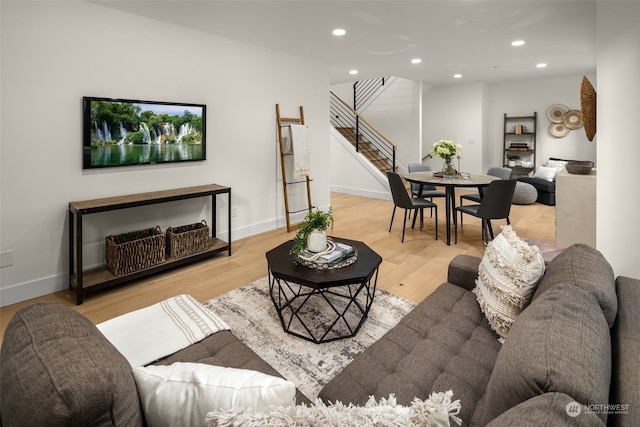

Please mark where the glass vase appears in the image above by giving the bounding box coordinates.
[443,159,456,179]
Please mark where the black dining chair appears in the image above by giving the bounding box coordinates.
[459,166,512,225]
[387,172,438,242]
[407,163,445,218]
[454,179,516,244]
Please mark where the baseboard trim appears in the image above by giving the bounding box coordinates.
[0,209,332,307]
[1,274,68,307]
[331,185,391,201]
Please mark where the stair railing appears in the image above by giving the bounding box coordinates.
[353,77,390,111]
[330,90,396,172]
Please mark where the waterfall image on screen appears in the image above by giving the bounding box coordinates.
[83,97,206,169]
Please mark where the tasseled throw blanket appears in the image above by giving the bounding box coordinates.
[97,294,230,367]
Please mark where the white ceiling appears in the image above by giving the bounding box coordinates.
[92,0,597,85]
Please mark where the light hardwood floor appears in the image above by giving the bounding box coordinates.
[0,190,556,343]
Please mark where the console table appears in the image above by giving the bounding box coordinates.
[69,184,231,304]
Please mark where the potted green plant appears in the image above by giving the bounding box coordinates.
[506,154,521,167]
[290,208,334,260]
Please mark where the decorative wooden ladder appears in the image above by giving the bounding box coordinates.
[275,104,312,232]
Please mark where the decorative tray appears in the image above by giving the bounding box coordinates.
[432,172,470,179]
[297,241,358,270]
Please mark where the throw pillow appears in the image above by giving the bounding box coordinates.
[481,284,611,425]
[544,159,568,176]
[132,362,296,427]
[473,225,546,341]
[205,391,462,427]
[533,165,557,182]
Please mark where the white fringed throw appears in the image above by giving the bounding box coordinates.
[205,391,462,427]
[97,294,229,367]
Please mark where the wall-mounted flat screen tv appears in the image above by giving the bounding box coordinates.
[83,96,206,169]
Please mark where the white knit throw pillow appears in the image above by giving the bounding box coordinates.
[473,225,545,342]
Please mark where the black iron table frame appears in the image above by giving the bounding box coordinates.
[268,269,379,344]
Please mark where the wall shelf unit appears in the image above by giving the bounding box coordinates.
[68,184,231,304]
[503,112,537,177]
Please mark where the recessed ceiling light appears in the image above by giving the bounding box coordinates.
[411,58,422,64]
[511,40,525,47]
[453,74,462,79]
[536,63,547,68]
[349,69,358,75]
[332,28,346,36]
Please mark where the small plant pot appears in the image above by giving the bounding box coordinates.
[508,160,516,167]
[307,229,327,252]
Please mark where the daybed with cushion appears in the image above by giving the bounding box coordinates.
[516,158,571,206]
[2,234,638,426]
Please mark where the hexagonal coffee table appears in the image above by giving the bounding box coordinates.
[266,238,382,344]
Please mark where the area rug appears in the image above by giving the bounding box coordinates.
[204,277,416,401]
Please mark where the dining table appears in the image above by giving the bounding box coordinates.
[403,172,499,245]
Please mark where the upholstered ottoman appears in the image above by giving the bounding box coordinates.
[517,177,555,205]
[512,181,538,205]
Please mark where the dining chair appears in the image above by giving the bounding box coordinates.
[459,166,512,225]
[407,163,445,218]
[387,172,438,242]
[454,179,516,244]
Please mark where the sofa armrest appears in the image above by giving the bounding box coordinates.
[610,276,640,427]
[447,254,481,291]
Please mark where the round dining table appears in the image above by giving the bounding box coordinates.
[403,172,499,245]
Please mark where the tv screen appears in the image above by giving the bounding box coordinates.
[83,96,206,169]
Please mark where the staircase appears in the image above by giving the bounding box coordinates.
[330,89,397,175]
[334,126,396,173]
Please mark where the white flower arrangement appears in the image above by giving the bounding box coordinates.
[430,139,463,161]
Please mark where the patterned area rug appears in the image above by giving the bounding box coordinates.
[205,276,415,401]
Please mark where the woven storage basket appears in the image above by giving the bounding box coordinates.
[166,220,209,258]
[106,226,165,276]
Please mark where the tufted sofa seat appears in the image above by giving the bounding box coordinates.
[318,280,501,423]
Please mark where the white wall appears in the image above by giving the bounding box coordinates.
[331,78,421,172]
[596,1,640,278]
[329,128,390,199]
[0,1,330,305]
[423,83,486,174]
[421,75,597,176]
[356,78,421,171]
[488,74,597,169]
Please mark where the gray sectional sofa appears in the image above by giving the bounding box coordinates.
[320,244,639,426]
[1,244,638,426]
